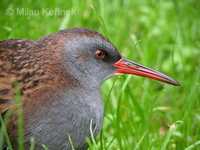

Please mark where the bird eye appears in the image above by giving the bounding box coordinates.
[95,50,105,58]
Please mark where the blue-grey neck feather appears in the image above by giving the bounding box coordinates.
[23,85,103,150]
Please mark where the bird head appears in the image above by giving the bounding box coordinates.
[47,27,180,87]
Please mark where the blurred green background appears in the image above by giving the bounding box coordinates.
[1,0,200,149]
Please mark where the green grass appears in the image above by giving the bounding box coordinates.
[0,0,200,149]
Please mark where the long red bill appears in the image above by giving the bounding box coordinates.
[114,58,180,86]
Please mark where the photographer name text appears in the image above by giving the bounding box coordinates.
[6,8,76,16]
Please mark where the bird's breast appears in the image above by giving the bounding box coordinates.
[23,88,104,149]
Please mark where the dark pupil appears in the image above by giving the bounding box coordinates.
[97,51,102,56]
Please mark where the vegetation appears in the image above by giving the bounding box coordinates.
[0,0,200,149]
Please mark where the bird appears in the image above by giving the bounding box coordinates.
[0,27,180,150]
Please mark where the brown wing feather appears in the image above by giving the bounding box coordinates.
[0,35,71,116]
[0,39,35,113]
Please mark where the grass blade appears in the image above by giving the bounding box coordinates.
[161,121,183,150]
[14,81,24,150]
[184,140,200,150]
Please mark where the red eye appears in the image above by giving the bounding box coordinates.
[95,50,105,58]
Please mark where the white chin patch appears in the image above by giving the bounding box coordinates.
[113,73,124,76]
